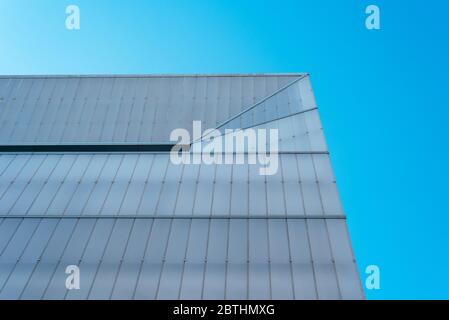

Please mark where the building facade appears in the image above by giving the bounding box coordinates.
[0,74,363,299]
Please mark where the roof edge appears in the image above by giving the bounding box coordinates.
[0,73,309,79]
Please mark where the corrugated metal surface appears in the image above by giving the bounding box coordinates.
[214,76,315,132]
[0,74,363,300]
[0,217,362,300]
[194,108,327,153]
[0,153,342,217]
[0,75,299,143]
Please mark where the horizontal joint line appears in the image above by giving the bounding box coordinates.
[0,214,346,220]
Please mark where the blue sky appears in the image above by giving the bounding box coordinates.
[1,0,449,299]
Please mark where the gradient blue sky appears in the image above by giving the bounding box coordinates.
[1,0,449,299]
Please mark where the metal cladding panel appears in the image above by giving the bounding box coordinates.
[216,76,313,131]
[0,153,344,218]
[0,74,362,300]
[193,109,327,153]
[193,77,325,153]
[0,218,363,300]
[0,75,300,144]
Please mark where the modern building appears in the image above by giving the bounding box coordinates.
[0,74,364,299]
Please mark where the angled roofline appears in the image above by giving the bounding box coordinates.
[213,74,309,130]
[193,73,310,143]
[0,73,309,79]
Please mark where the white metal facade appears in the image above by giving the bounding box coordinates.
[0,74,363,299]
